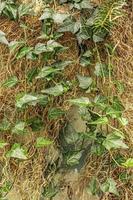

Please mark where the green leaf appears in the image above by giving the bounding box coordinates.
[101,178,119,196]
[105,98,124,119]
[66,151,83,166]
[39,8,69,23]
[77,75,92,89]
[87,178,99,196]
[6,143,28,160]
[58,17,79,33]
[27,67,38,83]
[28,117,43,132]
[73,0,94,10]
[18,4,31,18]
[122,158,133,168]
[88,117,108,125]
[16,94,38,108]
[103,131,128,151]
[0,2,6,15]
[105,106,122,118]
[3,3,17,20]
[93,33,104,43]
[36,61,71,79]
[35,94,49,106]
[0,30,9,45]
[79,107,91,121]
[36,67,60,79]
[16,46,33,59]
[119,172,130,183]
[2,76,18,88]
[12,121,27,135]
[48,108,65,119]
[47,40,66,52]
[68,97,91,107]
[9,40,25,52]
[0,118,11,131]
[94,62,109,77]
[16,94,48,108]
[118,117,128,126]
[53,12,69,23]
[80,57,91,67]
[0,140,8,148]
[34,43,47,54]
[114,80,125,94]
[50,60,72,69]
[91,143,105,156]
[36,137,53,148]
[63,127,81,145]
[79,50,92,67]
[42,183,58,198]
[41,84,64,96]
[39,8,53,20]
[26,51,38,60]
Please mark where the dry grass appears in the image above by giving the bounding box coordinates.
[0,14,82,200]
[83,2,133,200]
[0,1,133,200]
[111,2,133,143]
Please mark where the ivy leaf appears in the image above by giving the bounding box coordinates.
[0,141,8,148]
[16,46,33,59]
[122,158,133,168]
[105,106,122,119]
[53,12,69,23]
[40,8,69,23]
[87,178,99,196]
[47,40,66,52]
[35,94,49,106]
[66,151,83,166]
[16,94,48,108]
[34,43,47,54]
[27,68,38,83]
[58,17,79,33]
[12,121,27,135]
[34,41,65,55]
[77,75,92,89]
[2,76,18,88]
[36,67,61,79]
[42,183,58,198]
[0,2,6,15]
[51,60,72,69]
[80,50,92,67]
[94,62,109,77]
[36,137,53,148]
[18,4,31,18]
[118,117,128,126]
[103,131,128,151]
[9,40,25,52]
[0,118,11,132]
[88,117,108,125]
[68,97,91,107]
[39,8,53,20]
[73,0,94,10]
[114,80,125,94]
[93,34,104,43]
[6,143,28,160]
[0,30,9,45]
[41,84,64,96]
[16,94,38,108]
[28,117,44,132]
[48,108,65,119]
[3,3,17,20]
[100,178,119,196]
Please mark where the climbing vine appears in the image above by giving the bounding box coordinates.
[0,0,132,199]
